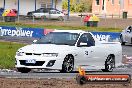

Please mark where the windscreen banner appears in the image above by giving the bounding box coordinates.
[0,26,44,38]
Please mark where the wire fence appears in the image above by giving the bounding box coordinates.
[0,15,69,23]
[0,13,132,22]
[0,14,132,29]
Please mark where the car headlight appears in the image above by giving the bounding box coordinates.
[42,53,58,57]
[16,51,24,56]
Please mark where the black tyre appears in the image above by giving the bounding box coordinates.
[76,75,86,85]
[120,35,125,45]
[58,16,64,21]
[102,55,115,72]
[61,55,74,73]
[17,68,31,73]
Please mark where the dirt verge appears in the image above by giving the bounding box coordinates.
[0,78,131,88]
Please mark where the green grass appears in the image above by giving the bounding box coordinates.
[0,42,25,69]
[0,22,122,32]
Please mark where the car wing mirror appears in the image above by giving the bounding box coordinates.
[127,30,131,33]
[33,40,37,43]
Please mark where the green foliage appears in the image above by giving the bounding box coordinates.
[62,0,92,12]
[62,0,68,9]
[0,42,25,69]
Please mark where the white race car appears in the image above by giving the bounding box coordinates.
[15,30,122,73]
[120,26,132,45]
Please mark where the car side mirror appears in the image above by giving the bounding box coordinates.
[127,30,131,33]
[33,40,37,43]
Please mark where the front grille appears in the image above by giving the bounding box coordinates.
[25,53,41,56]
[19,60,45,66]
[34,53,41,56]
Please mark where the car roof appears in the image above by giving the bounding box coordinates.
[53,30,87,34]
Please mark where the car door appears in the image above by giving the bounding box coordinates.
[76,34,91,66]
[86,33,105,67]
[49,10,61,19]
[125,26,132,43]
[90,45,107,68]
[76,33,104,68]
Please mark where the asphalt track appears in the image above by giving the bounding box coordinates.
[0,37,132,79]
[122,44,132,56]
[0,68,132,79]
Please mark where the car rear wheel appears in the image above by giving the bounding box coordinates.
[102,55,115,72]
[61,55,74,73]
[17,68,31,73]
[120,35,125,45]
[58,16,64,21]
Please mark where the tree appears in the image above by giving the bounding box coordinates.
[55,0,57,9]
[62,0,92,12]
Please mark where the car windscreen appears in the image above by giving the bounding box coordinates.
[36,9,43,12]
[36,32,79,46]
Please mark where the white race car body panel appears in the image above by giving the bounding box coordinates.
[15,44,77,70]
[15,30,122,71]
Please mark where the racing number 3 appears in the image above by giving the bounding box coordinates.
[85,51,88,55]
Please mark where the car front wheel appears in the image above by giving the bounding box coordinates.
[61,55,74,73]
